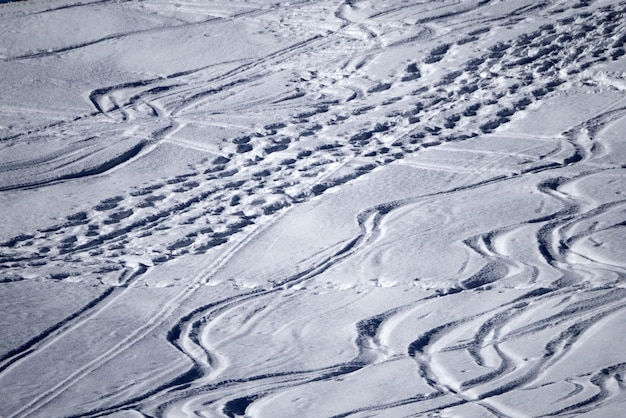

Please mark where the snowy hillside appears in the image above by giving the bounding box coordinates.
[1,0,625,416]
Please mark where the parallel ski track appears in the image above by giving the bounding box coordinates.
[1,0,626,416]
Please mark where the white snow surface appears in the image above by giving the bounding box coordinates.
[1,0,625,417]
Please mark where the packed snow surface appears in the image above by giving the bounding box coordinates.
[1,0,625,417]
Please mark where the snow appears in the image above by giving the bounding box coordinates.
[1,0,625,417]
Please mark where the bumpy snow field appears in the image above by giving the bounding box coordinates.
[1,0,625,417]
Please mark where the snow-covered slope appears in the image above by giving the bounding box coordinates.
[1,0,625,417]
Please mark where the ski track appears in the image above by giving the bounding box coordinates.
[1,0,626,417]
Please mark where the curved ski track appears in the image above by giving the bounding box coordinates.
[1,0,626,417]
